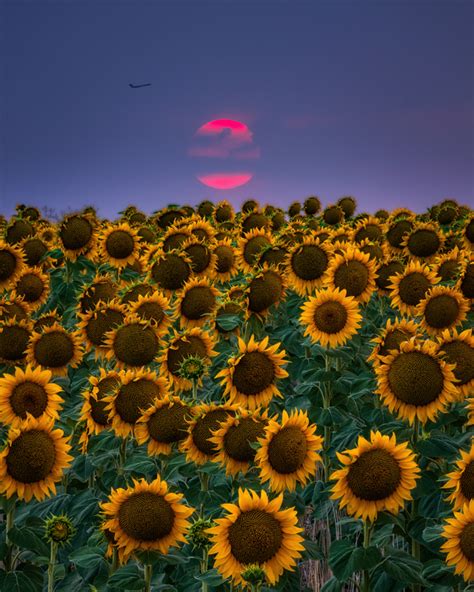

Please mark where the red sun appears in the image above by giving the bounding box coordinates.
[189,119,259,189]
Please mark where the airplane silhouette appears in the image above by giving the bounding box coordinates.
[129,83,151,88]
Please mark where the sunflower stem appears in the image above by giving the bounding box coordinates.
[199,472,210,516]
[47,541,58,592]
[4,502,16,572]
[143,562,153,592]
[192,378,198,403]
[110,547,119,574]
[118,436,128,474]
[361,520,372,592]
[200,547,209,592]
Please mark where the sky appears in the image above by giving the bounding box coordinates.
[1,0,473,219]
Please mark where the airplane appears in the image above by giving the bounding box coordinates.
[129,83,151,88]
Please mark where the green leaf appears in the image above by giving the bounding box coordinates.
[329,539,382,581]
[1,564,44,592]
[8,526,50,557]
[381,548,427,585]
[320,576,343,591]
[215,313,241,331]
[194,569,226,587]
[69,546,105,569]
[108,564,145,590]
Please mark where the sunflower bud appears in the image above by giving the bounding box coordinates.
[188,518,214,549]
[241,564,266,586]
[44,514,76,545]
[178,355,206,382]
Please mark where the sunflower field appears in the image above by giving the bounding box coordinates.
[0,196,473,592]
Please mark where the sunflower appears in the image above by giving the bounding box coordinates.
[77,299,127,355]
[368,318,419,366]
[325,247,377,304]
[181,403,237,465]
[435,329,474,397]
[149,249,193,295]
[78,371,121,452]
[0,241,25,289]
[441,500,474,582]
[160,224,191,253]
[258,242,288,270]
[384,217,414,253]
[443,442,474,510]
[330,431,420,522]
[99,223,140,268]
[352,216,384,244]
[304,196,321,216]
[214,298,244,336]
[12,267,50,311]
[357,238,388,262]
[0,416,73,502]
[174,277,219,328]
[216,336,288,410]
[417,286,469,335]
[58,213,96,260]
[187,217,217,242]
[241,210,270,233]
[457,258,474,302]
[237,228,273,273]
[300,287,362,348]
[375,339,459,424]
[375,258,405,294]
[159,327,217,391]
[135,395,193,456]
[78,274,118,313]
[34,310,60,332]
[285,237,332,296]
[402,222,444,260]
[255,409,323,493]
[101,476,194,560]
[119,281,155,305]
[103,369,169,438]
[207,488,304,587]
[103,317,161,369]
[27,324,83,376]
[323,205,344,226]
[19,235,51,267]
[182,237,217,278]
[0,318,32,365]
[463,215,474,252]
[214,201,235,224]
[433,247,463,282]
[0,365,63,427]
[213,238,239,283]
[209,408,269,476]
[127,292,171,337]
[245,265,286,320]
[0,296,28,323]
[389,259,440,315]
[337,196,357,218]
[5,218,35,245]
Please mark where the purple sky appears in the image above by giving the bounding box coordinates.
[1,0,473,218]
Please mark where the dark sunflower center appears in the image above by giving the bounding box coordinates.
[181,287,216,320]
[460,523,474,562]
[85,309,125,346]
[333,261,369,298]
[360,244,384,261]
[248,271,282,313]
[215,205,232,222]
[379,329,411,357]
[313,300,348,334]
[267,425,307,474]
[460,263,474,299]
[6,219,34,244]
[0,250,18,281]
[60,216,93,250]
[34,331,74,368]
[90,376,120,425]
[387,220,413,249]
[460,462,474,501]
[387,351,444,406]
[355,224,382,243]
[424,294,460,329]
[291,245,328,281]
[16,273,45,303]
[243,236,272,266]
[259,247,287,268]
[118,492,175,541]
[10,381,48,418]
[163,233,188,252]
[192,409,233,455]
[113,324,159,366]
[147,403,190,443]
[466,219,474,244]
[0,302,28,323]
[441,341,474,386]
[115,379,161,424]
[438,261,460,281]
[80,281,117,313]
[185,244,210,273]
[323,207,343,225]
[242,213,269,233]
[136,301,165,325]
[398,272,431,306]
[215,246,234,273]
[121,284,153,305]
[347,448,401,501]
[228,509,283,564]
[167,335,207,376]
[151,254,191,291]
[232,351,275,396]
[105,230,135,259]
[6,430,56,483]
[223,418,266,462]
[407,230,440,257]
[23,238,48,266]
[0,325,30,361]
[375,261,404,291]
